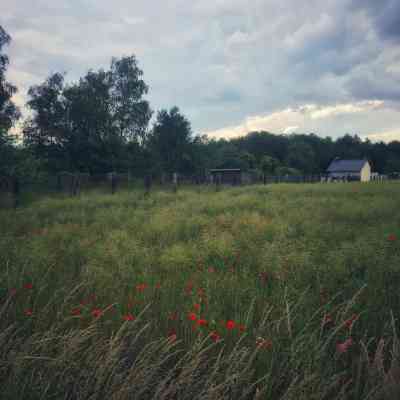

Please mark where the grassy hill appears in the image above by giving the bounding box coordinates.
[1,183,400,399]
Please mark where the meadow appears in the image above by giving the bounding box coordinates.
[1,183,400,399]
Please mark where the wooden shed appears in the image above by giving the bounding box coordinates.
[209,169,242,185]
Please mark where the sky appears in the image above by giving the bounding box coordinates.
[2,0,400,142]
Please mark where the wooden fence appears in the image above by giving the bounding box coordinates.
[0,171,396,209]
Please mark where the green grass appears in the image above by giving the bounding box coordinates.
[1,183,400,399]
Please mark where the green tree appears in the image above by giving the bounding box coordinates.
[149,107,195,175]
[24,56,152,173]
[0,26,21,175]
[259,155,280,182]
[286,138,317,174]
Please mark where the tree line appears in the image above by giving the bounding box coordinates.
[1,25,400,182]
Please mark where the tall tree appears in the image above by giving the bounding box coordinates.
[149,107,195,174]
[24,55,152,173]
[23,73,66,171]
[0,25,20,175]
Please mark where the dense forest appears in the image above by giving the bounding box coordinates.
[1,25,400,181]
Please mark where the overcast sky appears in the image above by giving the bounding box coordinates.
[2,0,400,141]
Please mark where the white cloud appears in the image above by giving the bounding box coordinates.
[283,126,299,134]
[309,100,384,119]
[206,100,388,139]
[364,129,400,143]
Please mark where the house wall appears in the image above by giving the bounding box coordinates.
[360,163,371,182]
[329,172,360,180]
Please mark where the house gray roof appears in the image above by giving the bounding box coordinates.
[327,159,368,173]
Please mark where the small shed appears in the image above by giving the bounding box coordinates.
[326,159,371,182]
[209,169,242,185]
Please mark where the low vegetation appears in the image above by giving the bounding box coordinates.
[1,183,400,399]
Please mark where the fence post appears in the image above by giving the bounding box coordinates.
[215,173,221,191]
[144,173,152,196]
[173,172,178,193]
[13,176,20,208]
[111,173,117,194]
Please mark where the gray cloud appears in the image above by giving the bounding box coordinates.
[2,0,400,139]
[352,0,400,42]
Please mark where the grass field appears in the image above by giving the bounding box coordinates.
[1,183,400,399]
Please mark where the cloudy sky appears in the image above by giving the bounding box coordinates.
[2,0,400,141]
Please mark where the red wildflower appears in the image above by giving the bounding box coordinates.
[259,272,268,284]
[208,267,215,273]
[322,313,334,326]
[136,283,147,291]
[188,312,197,322]
[256,337,272,350]
[9,288,17,297]
[197,318,208,327]
[71,308,81,316]
[226,320,235,330]
[23,283,33,290]
[238,324,246,333]
[388,234,397,242]
[210,331,221,342]
[91,308,103,318]
[185,281,193,295]
[193,303,201,311]
[344,314,359,330]
[123,313,135,321]
[168,328,177,342]
[168,311,178,321]
[155,282,161,289]
[24,309,33,317]
[336,338,353,354]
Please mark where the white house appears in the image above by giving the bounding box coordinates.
[326,159,371,182]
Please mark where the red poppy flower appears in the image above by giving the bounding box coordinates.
[259,272,268,284]
[23,283,33,290]
[123,313,135,321]
[136,283,147,291]
[71,308,81,316]
[322,313,333,326]
[193,303,201,311]
[197,318,208,327]
[238,324,246,333]
[256,337,272,350]
[210,331,221,342]
[336,338,353,354]
[168,328,177,342]
[91,308,103,318]
[24,309,33,316]
[185,281,193,295]
[226,320,235,330]
[388,234,397,242]
[168,311,178,321]
[188,312,197,322]
[344,314,358,330]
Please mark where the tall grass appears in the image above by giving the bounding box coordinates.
[1,183,400,399]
